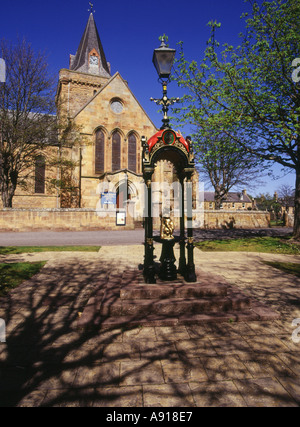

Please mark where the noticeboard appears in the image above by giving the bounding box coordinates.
[101,192,116,206]
[116,211,126,226]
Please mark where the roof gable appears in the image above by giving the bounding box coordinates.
[204,191,252,203]
[73,72,157,130]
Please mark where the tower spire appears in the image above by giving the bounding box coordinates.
[69,10,111,77]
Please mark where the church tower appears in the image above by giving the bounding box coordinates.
[55,10,157,212]
[56,12,112,118]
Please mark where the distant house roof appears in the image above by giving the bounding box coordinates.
[204,191,252,203]
[279,196,295,208]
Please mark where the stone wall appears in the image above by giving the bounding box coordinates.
[283,211,294,228]
[0,209,270,232]
[0,208,135,232]
[202,210,270,229]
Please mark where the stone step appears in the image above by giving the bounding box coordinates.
[79,304,280,329]
[99,296,251,317]
[120,283,228,300]
[77,268,280,330]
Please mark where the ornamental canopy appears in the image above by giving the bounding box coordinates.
[142,129,194,174]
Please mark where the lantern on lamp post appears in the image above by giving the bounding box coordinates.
[150,38,179,129]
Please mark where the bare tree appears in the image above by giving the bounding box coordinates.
[0,38,57,207]
[194,131,266,209]
[278,184,295,203]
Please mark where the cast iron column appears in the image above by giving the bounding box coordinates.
[178,175,187,276]
[143,170,156,283]
[185,172,197,282]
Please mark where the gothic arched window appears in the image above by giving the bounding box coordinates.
[95,129,105,174]
[35,155,45,194]
[128,133,137,173]
[112,131,121,172]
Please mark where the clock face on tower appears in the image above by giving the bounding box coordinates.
[90,55,99,65]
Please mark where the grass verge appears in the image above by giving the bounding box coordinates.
[0,261,47,297]
[195,237,300,255]
[263,261,300,277]
[0,246,101,255]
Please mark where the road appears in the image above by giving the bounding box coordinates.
[0,227,293,247]
[0,229,145,247]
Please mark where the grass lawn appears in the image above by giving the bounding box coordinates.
[0,261,47,297]
[195,236,300,255]
[263,261,300,277]
[0,246,101,255]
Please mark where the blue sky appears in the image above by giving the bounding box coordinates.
[0,0,296,196]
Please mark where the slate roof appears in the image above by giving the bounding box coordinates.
[69,13,111,78]
[204,191,252,203]
[279,196,295,208]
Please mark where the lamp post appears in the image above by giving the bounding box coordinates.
[142,38,197,284]
[0,58,6,83]
[150,39,179,129]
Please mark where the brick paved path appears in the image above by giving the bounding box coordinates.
[0,245,300,407]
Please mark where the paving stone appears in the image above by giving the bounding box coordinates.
[277,334,300,352]
[139,341,178,360]
[189,380,246,407]
[92,386,143,407]
[0,390,47,407]
[143,384,195,407]
[161,358,208,383]
[73,363,120,388]
[206,322,254,337]
[122,327,157,342]
[119,360,164,386]
[233,377,299,407]
[42,388,95,407]
[175,339,217,357]
[243,334,290,354]
[276,377,300,405]
[276,353,300,377]
[238,355,272,379]
[101,342,141,361]
[209,336,253,356]
[239,354,295,379]
[35,367,78,390]
[155,326,190,341]
[186,325,210,339]
[247,321,290,335]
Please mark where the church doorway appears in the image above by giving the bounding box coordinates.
[115,178,134,209]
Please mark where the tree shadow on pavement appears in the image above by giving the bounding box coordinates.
[0,253,299,407]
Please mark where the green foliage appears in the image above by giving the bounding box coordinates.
[159,34,169,46]
[263,261,300,277]
[0,261,46,297]
[195,236,300,254]
[173,0,300,166]
[172,0,300,235]
[255,192,281,213]
[0,246,101,255]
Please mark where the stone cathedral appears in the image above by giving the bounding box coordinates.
[8,11,201,230]
[56,11,157,212]
[11,12,158,213]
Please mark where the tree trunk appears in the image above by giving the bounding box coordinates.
[293,167,300,240]
[1,192,12,207]
[1,174,17,208]
[1,187,14,208]
[214,186,222,210]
